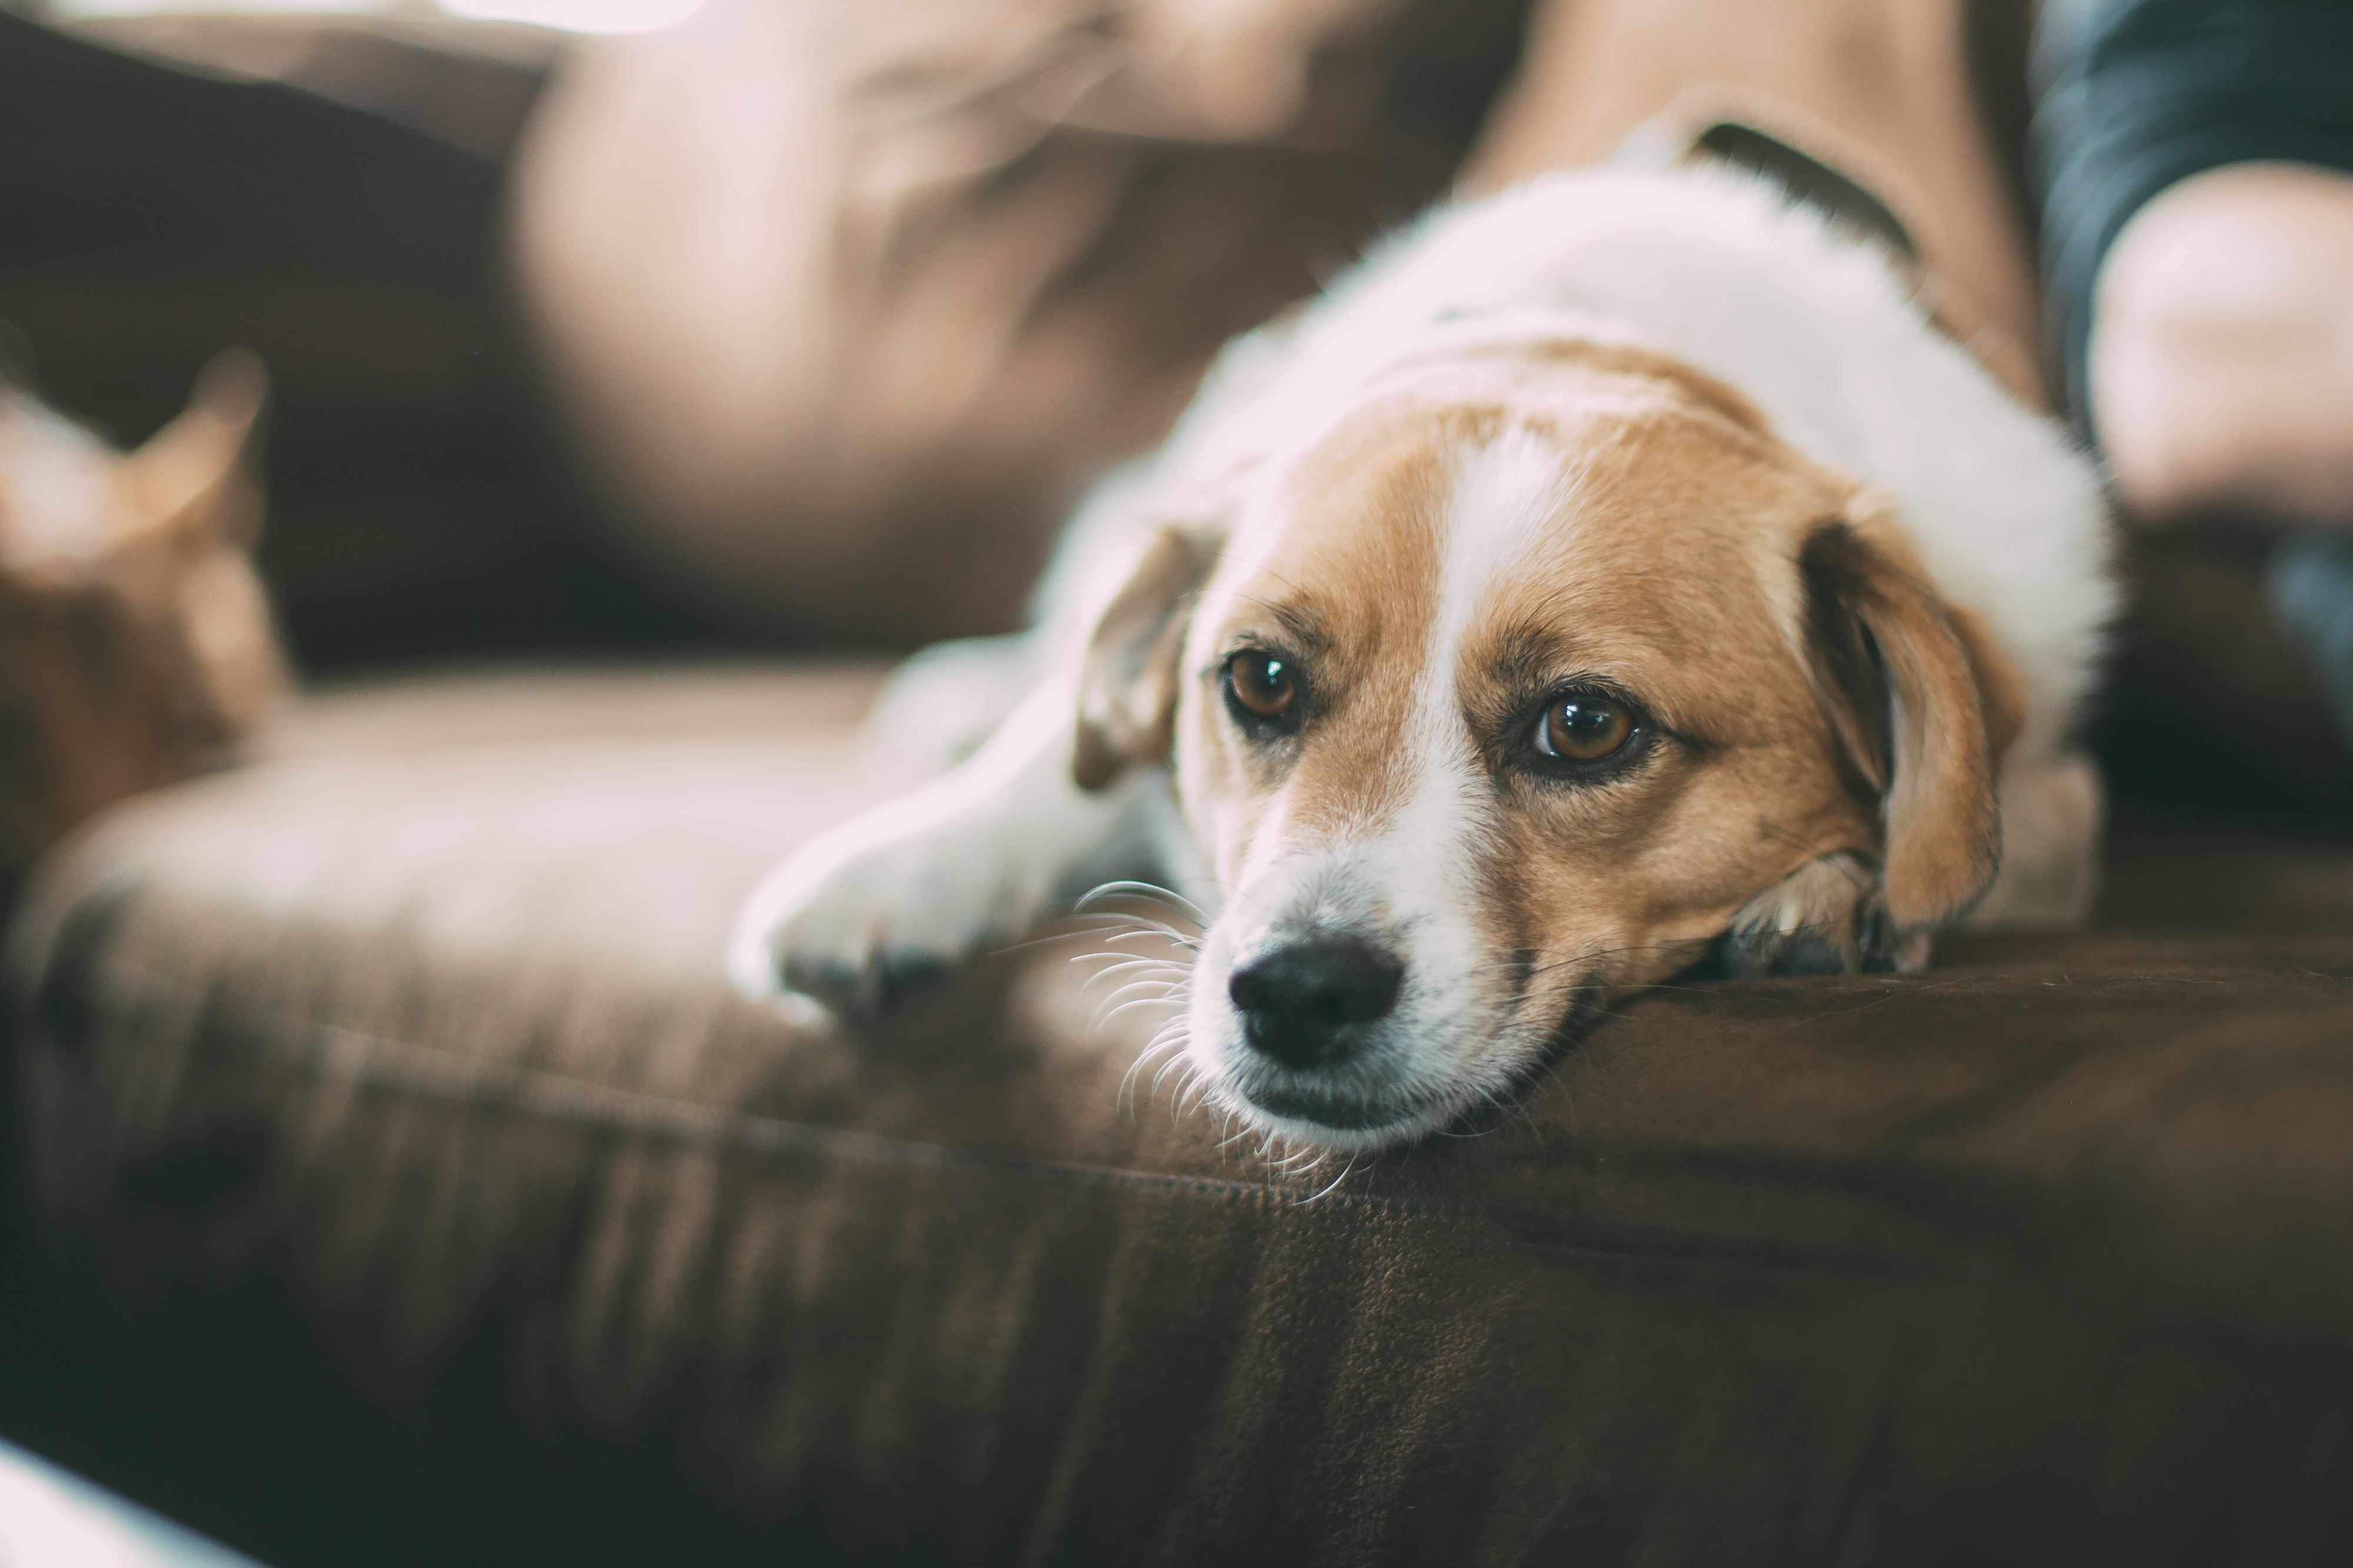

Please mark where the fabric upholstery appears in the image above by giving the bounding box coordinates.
[7,666,2353,1566]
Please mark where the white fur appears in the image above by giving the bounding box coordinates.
[0,391,116,569]
[731,164,2115,1136]
[726,680,1189,1012]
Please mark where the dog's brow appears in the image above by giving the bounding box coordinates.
[1267,599,1334,656]
[1487,620,1569,688]
[1463,620,1582,738]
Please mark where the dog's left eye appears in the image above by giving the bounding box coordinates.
[1532,694,1635,762]
[1225,651,1297,722]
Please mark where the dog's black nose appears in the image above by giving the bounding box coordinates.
[1228,937,1402,1069]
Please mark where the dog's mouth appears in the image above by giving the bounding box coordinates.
[1211,986,1608,1151]
[1237,1078,1417,1133]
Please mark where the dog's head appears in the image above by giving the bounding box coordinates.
[1074,338,2022,1150]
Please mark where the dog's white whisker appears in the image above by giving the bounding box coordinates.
[1081,975,1154,1018]
[1099,994,1188,1029]
[988,912,1178,962]
[1118,1030,1189,1115]
[1150,1049,1197,1097]
[1185,1079,1224,1126]
[1075,880,1210,929]
[1080,955,1192,989]
[1092,978,1187,1032]
[1094,927,1202,952]
[1076,943,1198,1000]
[1113,973,1188,995]
[1303,1155,1359,1202]
[1272,1143,1325,1175]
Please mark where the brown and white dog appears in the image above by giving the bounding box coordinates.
[729,162,2114,1152]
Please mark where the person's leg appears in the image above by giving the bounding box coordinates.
[2036,0,2353,763]
[1462,0,2047,408]
[509,0,1522,648]
[2095,165,2353,749]
[2089,161,2353,529]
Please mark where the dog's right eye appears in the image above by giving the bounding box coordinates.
[1225,651,1297,723]
[1534,693,1634,761]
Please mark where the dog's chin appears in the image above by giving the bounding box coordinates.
[1215,1073,1456,1155]
[1189,1005,1560,1156]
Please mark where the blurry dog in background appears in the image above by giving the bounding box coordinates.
[732,156,2112,1153]
[0,351,283,894]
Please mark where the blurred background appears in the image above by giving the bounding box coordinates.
[2,0,708,672]
[1,1,2349,1560]
[4,0,2345,813]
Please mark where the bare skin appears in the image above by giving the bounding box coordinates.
[1462,0,2046,409]
[2091,161,2353,532]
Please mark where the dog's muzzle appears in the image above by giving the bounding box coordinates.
[1217,932,1425,1134]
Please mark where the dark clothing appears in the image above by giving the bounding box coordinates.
[2272,533,2353,743]
[2036,0,2353,759]
[2033,0,2353,432]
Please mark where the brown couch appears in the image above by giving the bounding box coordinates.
[5,11,2353,1567]
[5,664,2353,1566]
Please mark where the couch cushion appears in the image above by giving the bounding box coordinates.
[8,664,2353,1567]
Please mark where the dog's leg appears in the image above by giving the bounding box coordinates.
[1717,851,1930,976]
[727,678,1182,1017]
[1965,749,2105,929]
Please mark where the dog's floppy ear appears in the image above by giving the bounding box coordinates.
[1798,499,2021,932]
[1072,523,1219,791]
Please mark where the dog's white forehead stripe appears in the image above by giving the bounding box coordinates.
[1433,425,1582,652]
[1415,426,1579,760]
[1232,428,1583,931]
[1375,428,1581,913]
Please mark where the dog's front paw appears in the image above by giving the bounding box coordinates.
[726,806,1051,1020]
[1717,852,1930,976]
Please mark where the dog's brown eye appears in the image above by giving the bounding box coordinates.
[1535,695,1633,761]
[1227,652,1296,720]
